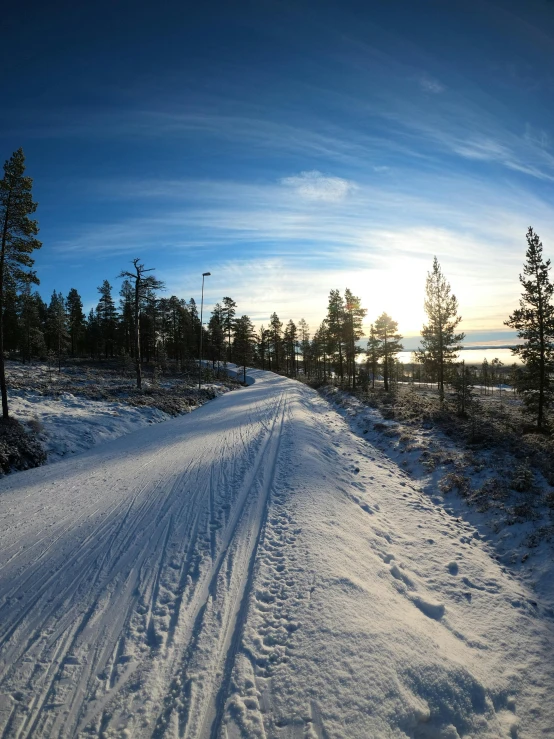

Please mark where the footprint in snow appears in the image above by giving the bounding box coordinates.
[410,594,445,620]
[390,563,415,588]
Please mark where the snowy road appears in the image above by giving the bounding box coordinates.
[0,370,553,738]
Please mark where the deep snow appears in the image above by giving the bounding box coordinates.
[0,368,553,738]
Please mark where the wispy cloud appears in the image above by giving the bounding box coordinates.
[419,76,445,94]
[280,170,356,202]
[48,169,554,335]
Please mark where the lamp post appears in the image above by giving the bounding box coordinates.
[199,272,211,390]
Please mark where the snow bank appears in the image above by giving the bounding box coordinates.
[9,389,172,461]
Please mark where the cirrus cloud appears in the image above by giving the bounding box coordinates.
[280,170,357,202]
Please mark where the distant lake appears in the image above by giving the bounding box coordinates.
[396,347,519,366]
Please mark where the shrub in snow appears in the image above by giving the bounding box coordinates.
[510,463,535,493]
[439,471,470,497]
[0,418,46,475]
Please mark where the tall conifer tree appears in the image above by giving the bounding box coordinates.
[269,312,283,372]
[0,149,41,417]
[66,288,85,356]
[119,259,164,389]
[233,315,256,383]
[505,227,554,430]
[343,288,366,389]
[373,313,403,391]
[221,297,237,362]
[416,257,464,402]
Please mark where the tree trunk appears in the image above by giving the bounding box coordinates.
[0,197,10,418]
[134,278,141,390]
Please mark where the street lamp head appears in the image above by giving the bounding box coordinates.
[203,272,211,276]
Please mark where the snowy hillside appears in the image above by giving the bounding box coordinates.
[6,361,236,463]
[0,368,553,738]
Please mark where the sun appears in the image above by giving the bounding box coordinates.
[349,261,427,339]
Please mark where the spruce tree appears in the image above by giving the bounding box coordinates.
[269,312,283,372]
[505,227,554,430]
[416,256,464,403]
[450,360,475,416]
[96,280,118,358]
[373,312,403,391]
[0,149,42,417]
[46,291,69,371]
[66,288,85,356]
[19,285,45,362]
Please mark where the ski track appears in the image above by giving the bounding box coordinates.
[0,372,290,738]
[1,369,554,738]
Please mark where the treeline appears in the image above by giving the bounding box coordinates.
[8,281,205,367]
[1,148,553,430]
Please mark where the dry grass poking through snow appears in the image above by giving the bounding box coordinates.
[1,359,241,474]
[313,381,554,558]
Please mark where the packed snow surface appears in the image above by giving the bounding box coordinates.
[0,369,553,738]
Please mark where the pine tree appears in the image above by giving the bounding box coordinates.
[298,318,310,377]
[233,315,255,383]
[208,304,226,372]
[66,288,85,356]
[0,149,42,417]
[343,289,366,389]
[284,319,298,376]
[221,297,237,362]
[3,279,19,354]
[257,325,271,371]
[312,321,329,381]
[326,289,345,382]
[416,256,464,403]
[118,259,164,389]
[373,313,403,391]
[505,227,554,430]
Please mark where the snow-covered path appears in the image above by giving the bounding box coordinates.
[0,370,553,738]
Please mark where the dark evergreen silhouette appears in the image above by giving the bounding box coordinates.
[233,315,255,383]
[0,149,42,417]
[505,227,554,430]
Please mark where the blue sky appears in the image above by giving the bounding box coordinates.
[3,0,554,346]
